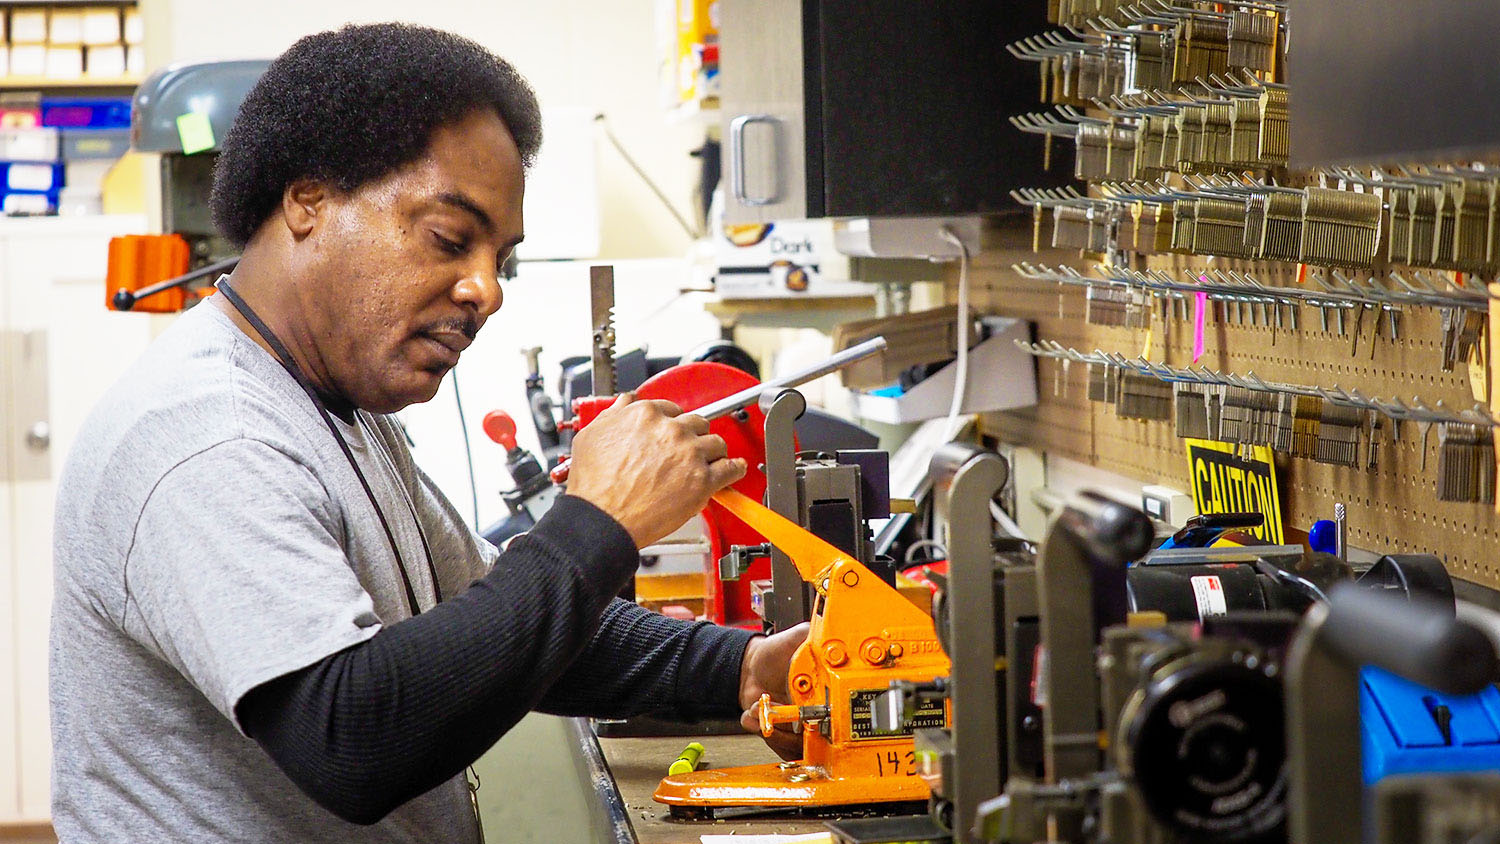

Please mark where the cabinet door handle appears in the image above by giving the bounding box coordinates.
[25,421,50,452]
[728,113,781,206]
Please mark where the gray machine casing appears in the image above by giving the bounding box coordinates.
[132,60,269,154]
[132,60,269,263]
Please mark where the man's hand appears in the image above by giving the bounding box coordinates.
[567,392,747,548]
[737,623,810,761]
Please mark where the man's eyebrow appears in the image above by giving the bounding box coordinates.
[435,191,495,235]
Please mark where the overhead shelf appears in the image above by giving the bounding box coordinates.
[0,75,141,88]
[849,318,1038,425]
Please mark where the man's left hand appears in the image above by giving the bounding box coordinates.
[737,623,810,760]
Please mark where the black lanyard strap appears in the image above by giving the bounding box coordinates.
[215,279,441,616]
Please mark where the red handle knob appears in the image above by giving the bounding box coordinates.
[482,410,518,451]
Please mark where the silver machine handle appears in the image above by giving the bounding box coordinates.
[728,113,782,206]
[693,336,888,421]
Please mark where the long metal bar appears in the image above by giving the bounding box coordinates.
[692,336,889,421]
[1014,260,1493,314]
[549,335,892,487]
[112,255,241,311]
[1014,339,1498,429]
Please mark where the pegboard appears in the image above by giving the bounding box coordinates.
[962,218,1500,593]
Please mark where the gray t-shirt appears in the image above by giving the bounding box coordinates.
[51,302,495,843]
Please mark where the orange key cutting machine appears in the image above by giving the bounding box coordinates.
[653,487,950,815]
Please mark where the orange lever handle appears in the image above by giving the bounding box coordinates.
[755,693,802,738]
[710,488,855,583]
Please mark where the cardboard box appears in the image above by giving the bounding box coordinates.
[672,0,718,105]
[85,44,125,77]
[4,191,57,215]
[45,46,84,79]
[61,127,128,159]
[710,197,866,299]
[65,157,113,191]
[48,9,83,45]
[10,45,48,78]
[41,96,132,129]
[81,7,122,45]
[0,93,41,129]
[10,9,49,44]
[6,161,64,191]
[0,127,59,161]
[123,8,143,45]
[57,185,102,216]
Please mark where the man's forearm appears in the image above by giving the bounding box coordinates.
[535,598,754,720]
[236,495,638,825]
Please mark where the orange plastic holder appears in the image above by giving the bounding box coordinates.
[106,234,192,313]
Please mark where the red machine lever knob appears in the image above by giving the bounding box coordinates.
[482,410,519,451]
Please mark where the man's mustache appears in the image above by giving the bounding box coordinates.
[420,316,480,341]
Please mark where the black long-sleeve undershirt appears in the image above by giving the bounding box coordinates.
[235,495,755,825]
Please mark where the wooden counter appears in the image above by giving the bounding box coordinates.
[571,718,830,843]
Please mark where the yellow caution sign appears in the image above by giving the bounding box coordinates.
[1184,439,1285,544]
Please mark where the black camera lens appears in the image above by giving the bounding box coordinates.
[1185,721,1256,789]
[1122,653,1286,843]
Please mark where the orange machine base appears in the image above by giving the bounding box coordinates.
[654,761,930,813]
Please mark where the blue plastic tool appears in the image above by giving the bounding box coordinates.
[1361,665,1500,783]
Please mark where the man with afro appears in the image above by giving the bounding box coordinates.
[50,22,804,842]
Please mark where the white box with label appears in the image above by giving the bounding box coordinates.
[0,128,58,162]
[9,45,47,78]
[10,10,48,44]
[44,47,84,79]
[47,9,83,45]
[710,193,869,299]
[81,7,122,45]
[85,45,125,77]
[123,8,144,45]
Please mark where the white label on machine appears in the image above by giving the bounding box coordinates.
[1190,575,1228,619]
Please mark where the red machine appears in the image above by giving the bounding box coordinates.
[567,361,775,629]
[503,266,885,629]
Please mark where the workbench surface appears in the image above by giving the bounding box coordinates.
[576,719,832,843]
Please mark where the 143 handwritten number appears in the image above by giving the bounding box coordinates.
[874,750,917,777]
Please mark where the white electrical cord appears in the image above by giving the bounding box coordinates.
[938,226,971,428]
[594,113,704,240]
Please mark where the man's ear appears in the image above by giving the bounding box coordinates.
[281,178,331,240]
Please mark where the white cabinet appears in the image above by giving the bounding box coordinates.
[0,215,155,822]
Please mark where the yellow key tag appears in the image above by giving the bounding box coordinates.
[176,111,215,155]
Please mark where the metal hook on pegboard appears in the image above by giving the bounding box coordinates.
[1012,340,1500,430]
